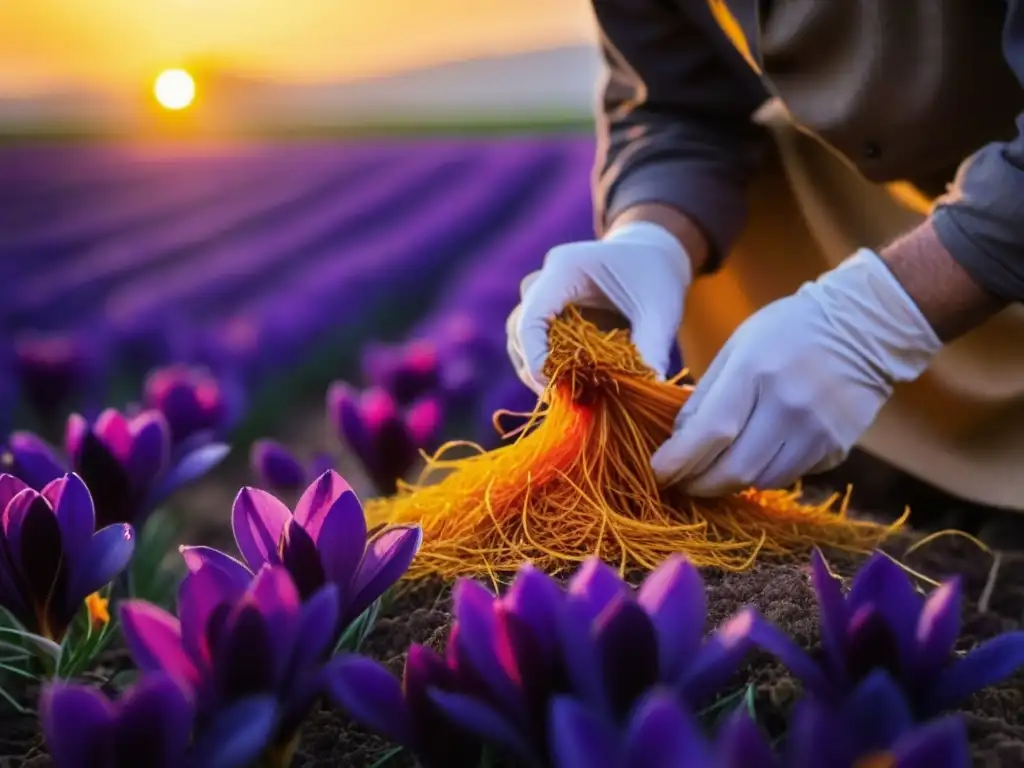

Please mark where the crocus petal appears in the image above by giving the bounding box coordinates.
[178,545,253,587]
[190,695,279,768]
[15,493,65,628]
[567,557,629,624]
[929,631,1024,713]
[500,563,563,661]
[43,473,95,568]
[293,469,352,539]
[313,487,368,591]
[346,525,422,623]
[2,487,42,570]
[7,432,65,489]
[67,523,135,607]
[248,564,302,680]
[428,688,537,763]
[594,597,660,718]
[557,593,608,714]
[914,578,962,676]
[113,675,194,768]
[231,487,291,570]
[119,600,200,690]
[841,670,914,754]
[623,690,715,768]
[178,563,249,667]
[716,709,780,768]
[0,474,30,514]
[636,555,706,682]
[279,519,327,599]
[744,610,833,703]
[250,439,306,491]
[810,548,849,681]
[147,442,230,509]
[127,411,171,485]
[781,699,854,768]
[327,381,370,456]
[65,414,88,462]
[325,655,415,746]
[404,398,442,445]
[847,553,921,667]
[450,578,525,718]
[548,696,620,768]
[39,683,115,767]
[214,601,278,698]
[891,715,969,768]
[95,409,132,461]
[293,583,341,662]
[680,609,759,707]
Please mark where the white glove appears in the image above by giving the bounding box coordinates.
[651,248,942,496]
[507,221,693,393]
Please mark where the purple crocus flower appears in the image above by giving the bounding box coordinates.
[249,439,335,496]
[119,564,338,762]
[40,674,276,768]
[778,670,970,768]
[0,472,134,641]
[328,555,756,767]
[5,408,228,529]
[749,549,1024,717]
[180,469,421,627]
[143,364,235,448]
[550,689,775,768]
[13,334,102,426]
[361,339,441,405]
[327,382,442,495]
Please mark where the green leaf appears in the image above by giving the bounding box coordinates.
[697,685,750,730]
[129,507,185,607]
[0,626,61,660]
[367,746,405,768]
[335,598,383,655]
[0,682,32,716]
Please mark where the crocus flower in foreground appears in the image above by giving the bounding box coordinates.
[6,408,229,529]
[181,470,421,627]
[328,555,756,767]
[779,671,970,768]
[120,565,337,763]
[550,689,774,768]
[249,439,335,496]
[143,364,234,448]
[0,473,133,641]
[327,382,442,495]
[749,549,1024,717]
[41,673,277,768]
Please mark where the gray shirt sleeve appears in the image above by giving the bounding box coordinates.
[592,0,770,269]
[930,1,1024,303]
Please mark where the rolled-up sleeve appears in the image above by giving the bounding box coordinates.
[930,0,1024,302]
[592,0,770,268]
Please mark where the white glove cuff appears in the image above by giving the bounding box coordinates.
[811,248,942,383]
[604,220,693,286]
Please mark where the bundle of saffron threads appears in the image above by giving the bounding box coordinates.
[364,308,904,580]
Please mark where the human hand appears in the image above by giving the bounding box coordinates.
[507,221,693,393]
[651,249,943,496]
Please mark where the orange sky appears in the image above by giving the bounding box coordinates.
[0,0,596,95]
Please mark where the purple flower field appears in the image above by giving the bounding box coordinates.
[0,137,595,433]
[0,136,1022,767]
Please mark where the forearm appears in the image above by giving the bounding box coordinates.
[880,220,1007,343]
[609,203,712,275]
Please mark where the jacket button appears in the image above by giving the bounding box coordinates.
[864,141,882,159]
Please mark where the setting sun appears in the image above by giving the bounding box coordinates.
[153,68,196,110]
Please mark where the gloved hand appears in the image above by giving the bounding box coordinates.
[651,248,943,496]
[507,221,693,393]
